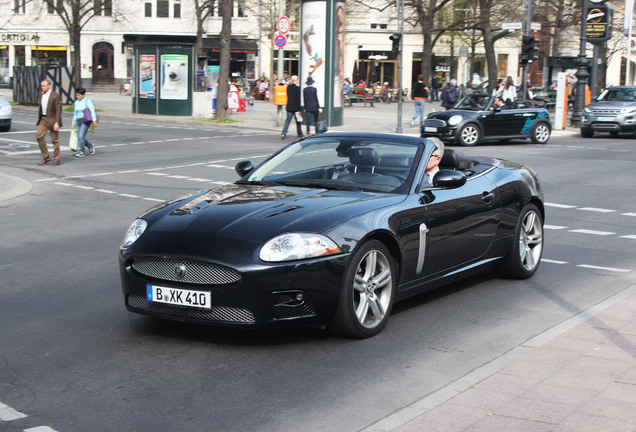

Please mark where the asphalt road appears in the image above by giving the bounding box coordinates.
[1,111,635,432]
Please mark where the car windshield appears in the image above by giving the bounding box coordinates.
[597,88,636,102]
[241,136,424,193]
[454,94,492,111]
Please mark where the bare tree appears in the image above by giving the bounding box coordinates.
[42,0,125,85]
[193,0,218,58]
[215,0,232,120]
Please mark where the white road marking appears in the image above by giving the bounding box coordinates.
[569,229,615,236]
[545,202,577,208]
[577,264,631,273]
[544,225,567,230]
[621,235,636,240]
[623,213,636,217]
[542,259,569,264]
[0,401,27,421]
[577,207,615,213]
[24,427,59,432]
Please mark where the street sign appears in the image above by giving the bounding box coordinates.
[502,22,522,30]
[277,16,290,34]
[274,35,287,48]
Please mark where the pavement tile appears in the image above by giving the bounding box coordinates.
[498,358,561,381]
[512,346,578,368]
[598,382,636,404]
[520,383,598,405]
[474,373,541,396]
[563,354,633,376]
[618,368,636,385]
[448,388,517,411]
[545,368,616,392]
[541,335,602,356]
[411,402,491,430]
[465,414,553,432]
[554,412,636,432]
[575,397,636,424]
[583,341,636,362]
[492,397,576,425]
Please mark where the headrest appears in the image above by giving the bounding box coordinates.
[439,148,460,169]
[349,148,380,166]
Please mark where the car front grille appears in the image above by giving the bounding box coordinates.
[132,257,241,285]
[127,294,255,323]
[590,108,621,116]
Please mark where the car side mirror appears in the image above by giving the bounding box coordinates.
[235,160,254,178]
[492,106,501,113]
[432,169,467,189]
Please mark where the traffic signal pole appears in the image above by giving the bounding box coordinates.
[521,0,536,99]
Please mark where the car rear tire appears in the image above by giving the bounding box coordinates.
[458,123,480,146]
[328,240,395,338]
[530,122,551,144]
[0,122,10,133]
[496,203,543,279]
[581,128,593,138]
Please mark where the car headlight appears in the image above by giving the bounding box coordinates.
[620,107,636,114]
[121,219,147,250]
[584,107,592,113]
[0,105,11,113]
[448,115,463,126]
[259,233,341,262]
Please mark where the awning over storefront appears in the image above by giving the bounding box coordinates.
[203,38,258,54]
[123,35,197,45]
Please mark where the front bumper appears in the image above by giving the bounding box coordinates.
[581,111,636,132]
[119,252,349,329]
[420,118,458,142]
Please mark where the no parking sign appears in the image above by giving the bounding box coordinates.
[274,35,287,48]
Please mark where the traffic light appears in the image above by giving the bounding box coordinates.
[389,33,401,53]
[520,35,539,65]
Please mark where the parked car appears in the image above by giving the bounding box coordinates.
[119,133,544,338]
[421,93,552,146]
[0,93,12,132]
[581,86,636,137]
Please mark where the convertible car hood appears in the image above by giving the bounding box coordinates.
[147,184,403,242]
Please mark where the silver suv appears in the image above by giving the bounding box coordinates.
[581,86,636,137]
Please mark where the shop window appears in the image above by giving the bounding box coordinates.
[157,0,169,17]
[14,0,26,14]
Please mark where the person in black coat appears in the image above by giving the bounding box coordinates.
[303,76,320,135]
[281,75,303,139]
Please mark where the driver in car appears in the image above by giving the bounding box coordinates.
[425,138,445,185]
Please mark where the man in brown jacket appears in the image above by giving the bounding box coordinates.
[36,79,63,166]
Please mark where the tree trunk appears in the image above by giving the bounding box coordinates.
[215,0,232,120]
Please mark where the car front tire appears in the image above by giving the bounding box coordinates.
[496,203,543,279]
[581,128,594,138]
[530,122,551,144]
[457,123,480,146]
[328,240,395,338]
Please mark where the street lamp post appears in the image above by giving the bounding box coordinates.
[33,33,40,66]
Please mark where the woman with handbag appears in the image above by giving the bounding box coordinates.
[71,87,98,158]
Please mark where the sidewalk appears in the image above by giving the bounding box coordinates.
[3,91,634,432]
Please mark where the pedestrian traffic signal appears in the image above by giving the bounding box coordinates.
[389,33,401,53]
[520,35,539,65]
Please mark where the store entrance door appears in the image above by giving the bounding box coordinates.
[92,42,114,85]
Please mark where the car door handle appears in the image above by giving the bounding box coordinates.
[481,191,495,204]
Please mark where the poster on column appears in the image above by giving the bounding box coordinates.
[334,2,345,108]
[301,1,326,106]
[139,55,156,99]
[160,54,188,100]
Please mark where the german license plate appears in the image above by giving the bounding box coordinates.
[424,126,438,132]
[596,117,612,122]
[146,284,211,309]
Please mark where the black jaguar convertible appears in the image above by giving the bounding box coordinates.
[119,133,544,338]
[421,94,552,146]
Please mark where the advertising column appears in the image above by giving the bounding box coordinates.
[300,0,344,127]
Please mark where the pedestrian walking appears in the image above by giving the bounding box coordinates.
[71,88,98,157]
[303,76,320,135]
[281,75,303,140]
[410,74,429,127]
[36,79,63,166]
[440,79,459,110]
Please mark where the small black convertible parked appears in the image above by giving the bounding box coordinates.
[421,94,552,146]
[119,133,544,338]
